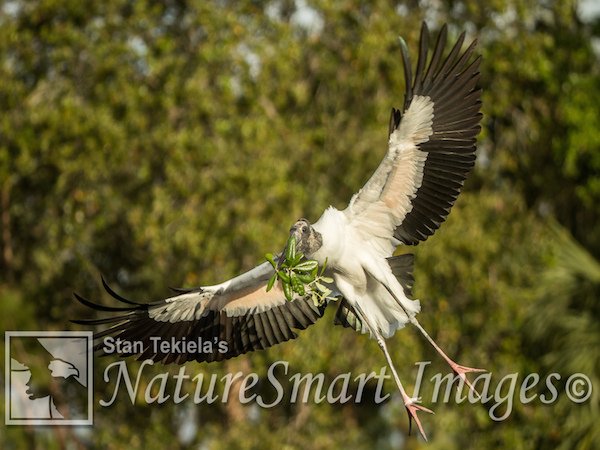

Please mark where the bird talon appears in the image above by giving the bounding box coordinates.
[451,364,487,397]
[403,396,434,441]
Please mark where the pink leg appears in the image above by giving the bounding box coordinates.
[379,283,486,396]
[376,329,434,441]
[409,317,486,396]
[353,304,433,441]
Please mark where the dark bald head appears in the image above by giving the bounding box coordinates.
[288,218,322,256]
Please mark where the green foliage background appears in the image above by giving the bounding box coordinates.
[1,0,600,448]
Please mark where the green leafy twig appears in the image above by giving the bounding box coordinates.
[266,236,336,307]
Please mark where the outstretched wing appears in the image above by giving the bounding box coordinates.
[72,260,326,365]
[346,22,482,246]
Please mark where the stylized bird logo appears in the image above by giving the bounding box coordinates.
[14,348,84,420]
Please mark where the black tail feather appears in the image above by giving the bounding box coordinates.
[102,276,145,305]
[73,292,136,313]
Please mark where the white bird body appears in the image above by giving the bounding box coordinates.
[75,22,485,441]
[310,206,420,338]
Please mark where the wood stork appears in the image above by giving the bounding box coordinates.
[73,22,483,440]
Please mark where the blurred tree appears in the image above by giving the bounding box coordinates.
[524,222,600,450]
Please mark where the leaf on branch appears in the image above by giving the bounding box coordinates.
[295,260,319,272]
[285,236,296,261]
[283,280,293,301]
[267,272,277,292]
[266,253,277,269]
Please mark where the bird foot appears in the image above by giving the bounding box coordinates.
[450,363,486,397]
[403,395,434,441]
